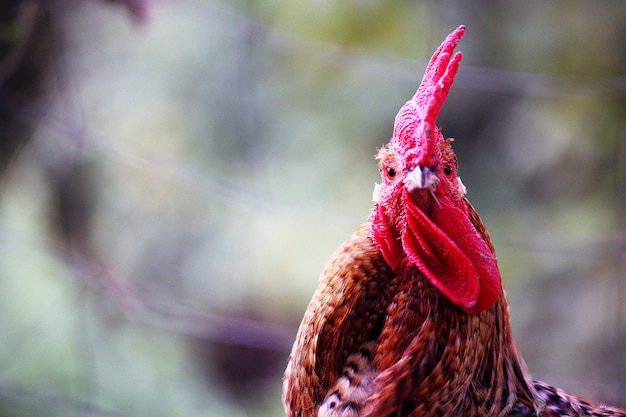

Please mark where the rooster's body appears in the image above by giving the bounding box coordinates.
[282,26,626,417]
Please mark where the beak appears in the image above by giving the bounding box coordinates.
[404,165,437,192]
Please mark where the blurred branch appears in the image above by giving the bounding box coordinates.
[498,233,626,261]
[0,380,130,417]
[137,297,296,352]
[2,88,361,230]
[187,0,625,99]
[103,0,152,25]
[5,63,626,263]
[52,238,297,353]
[0,1,41,85]
[67,247,296,353]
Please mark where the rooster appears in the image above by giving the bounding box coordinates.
[282,26,626,417]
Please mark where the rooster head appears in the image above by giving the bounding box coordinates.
[371,26,500,314]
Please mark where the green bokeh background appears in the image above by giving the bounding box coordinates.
[0,1,624,415]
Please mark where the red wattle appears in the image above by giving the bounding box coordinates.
[371,204,403,272]
[401,190,500,314]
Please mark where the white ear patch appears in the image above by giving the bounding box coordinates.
[372,183,381,202]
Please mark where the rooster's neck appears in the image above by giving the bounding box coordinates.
[367,253,537,416]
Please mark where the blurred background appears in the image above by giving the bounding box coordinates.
[0,0,624,415]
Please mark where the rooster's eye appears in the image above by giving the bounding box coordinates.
[444,166,453,176]
[386,167,396,180]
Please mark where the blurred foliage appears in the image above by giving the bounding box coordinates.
[0,0,624,415]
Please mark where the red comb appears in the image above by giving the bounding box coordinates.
[392,26,465,167]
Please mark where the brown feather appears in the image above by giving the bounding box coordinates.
[282,25,626,417]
